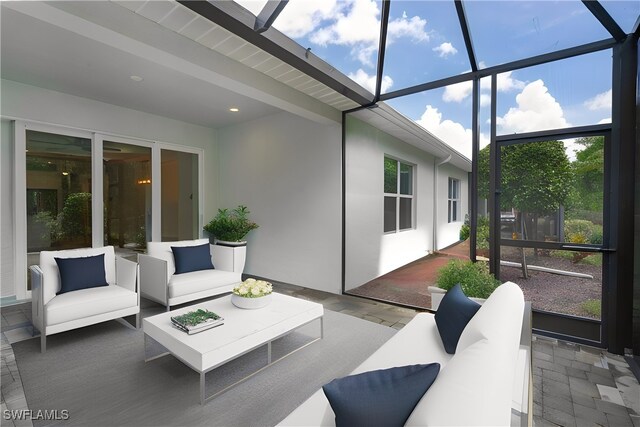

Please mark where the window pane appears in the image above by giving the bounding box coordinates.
[161,149,199,241]
[384,157,398,193]
[600,1,639,34]
[452,201,458,222]
[384,196,396,232]
[448,200,452,223]
[26,130,92,290]
[399,198,412,230]
[104,142,151,254]
[399,163,412,195]
[453,180,458,199]
[448,178,452,199]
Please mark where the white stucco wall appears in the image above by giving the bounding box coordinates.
[345,116,434,291]
[436,163,469,250]
[217,111,342,294]
[0,79,219,298]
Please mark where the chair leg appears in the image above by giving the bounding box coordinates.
[41,334,46,353]
[166,304,170,312]
[136,313,141,329]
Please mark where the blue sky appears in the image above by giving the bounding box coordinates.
[235,0,635,158]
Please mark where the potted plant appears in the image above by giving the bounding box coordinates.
[203,205,258,246]
[231,278,273,309]
[429,259,500,310]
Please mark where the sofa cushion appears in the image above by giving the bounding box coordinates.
[46,284,137,326]
[55,254,109,295]
[40,246,116,305]
[456,282,525,353]
[171,244,214,274]
[168,269,241,298]
[323,364,440,427]
[147,239,210,282]
[435,284,481,354]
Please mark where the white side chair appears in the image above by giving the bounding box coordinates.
[139,238,245,311]
[30,246,140,353]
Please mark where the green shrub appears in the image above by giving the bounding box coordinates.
[203,205,258,242]
[564,219,602,245]
[459,215,490,250]
[580,299,601,317]
[436,259,500,299]
[580,254,602,267]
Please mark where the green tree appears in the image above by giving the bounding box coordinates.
[478,141,573,238]
[570,136,603,213]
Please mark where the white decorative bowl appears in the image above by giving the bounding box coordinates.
[231,293,272,309]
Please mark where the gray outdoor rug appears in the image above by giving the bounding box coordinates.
[13,307,395,427]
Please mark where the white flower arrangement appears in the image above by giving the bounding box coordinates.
[233,278,273,298]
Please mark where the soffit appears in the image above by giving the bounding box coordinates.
[111,0,361,112]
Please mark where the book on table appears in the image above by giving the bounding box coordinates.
[171,309,224,335]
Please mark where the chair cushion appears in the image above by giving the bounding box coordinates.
[147,239,210,282]
[435,284,481,354]
[168,269,241,298]
[323,364,440,427]
[46,285,137,326]
[55,254,109,295]
[40,246,116,305]
[171,244,214,274]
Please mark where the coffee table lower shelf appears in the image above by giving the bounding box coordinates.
[145,316,324,405]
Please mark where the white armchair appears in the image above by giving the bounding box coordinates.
[30,246,140,353]
[139,239,244,311]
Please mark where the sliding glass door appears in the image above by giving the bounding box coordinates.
[25,130,92,290]
[16,122,202,299]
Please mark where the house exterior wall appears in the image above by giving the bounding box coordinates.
[0,79,218,298]
[436,162,469,250]
[345,116,431,291]
[217,111,342,294]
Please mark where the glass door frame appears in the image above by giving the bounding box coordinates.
[488,124,613,347]
[13,120,204,301]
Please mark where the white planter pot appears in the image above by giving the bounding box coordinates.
[214,240,247,247]
[231,293,272,309]
[428,286,486,310]
[210,244,247,274]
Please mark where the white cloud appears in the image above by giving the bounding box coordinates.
[443,81,473,103]
[584,89,612,111]
[496,71,525,92]
[433,42,458,58]
[272,0,338,38]
[496,80,569,134]
[598,117,612,124]
[387,12,429,43]
[348,69,393,94]
[416,105,489,159]
[442,70,524,103]
[282,0,427,66]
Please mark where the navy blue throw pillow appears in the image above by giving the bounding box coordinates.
[55,254,109,295]
[322,363,440,427]
[171,244,214,274]
[435,283,481,354]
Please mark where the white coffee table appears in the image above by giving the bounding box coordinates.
[143,293,324,405]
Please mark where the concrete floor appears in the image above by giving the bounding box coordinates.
[1,282,639,426]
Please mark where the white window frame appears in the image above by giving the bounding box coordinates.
[448,177,460,223]
[384,156,415,234]
[12,119,203,300]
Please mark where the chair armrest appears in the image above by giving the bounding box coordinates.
[29,265,45,333]
[139,254,168,304]
[116,256,138,293]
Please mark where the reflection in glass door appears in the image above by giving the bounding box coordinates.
[103,141,152,255]
[161,149,199,241]
[489,134,609,344]
[26,130,92,290]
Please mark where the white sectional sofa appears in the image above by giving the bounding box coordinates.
[139,238,244,311]
[30,246,140,353]
[280,282,528,426]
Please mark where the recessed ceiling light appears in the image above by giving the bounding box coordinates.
[229,107,239,112]
[62,172,69,176]
[130,75,143,82]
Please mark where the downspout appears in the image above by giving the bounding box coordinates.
[433,155,452,252]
